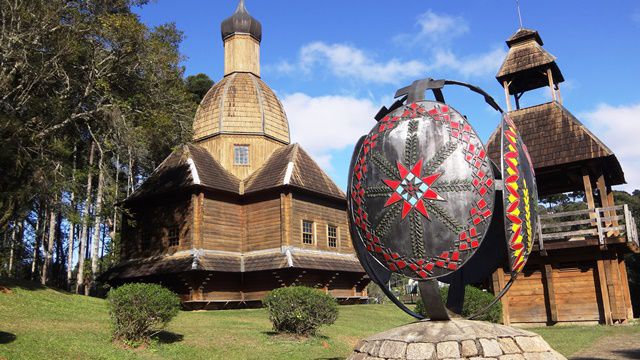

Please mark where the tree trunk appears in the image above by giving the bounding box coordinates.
[77,142,95,294]
[67,146,77,289]
[31,209,43,279]
[127,146,133,196]
[41,204,56,285]
[32,208,47,281]
[90,154,104,291]
[8,223,16,277]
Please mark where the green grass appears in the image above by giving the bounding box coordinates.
[1,278,638,359]
[529,322,640,357]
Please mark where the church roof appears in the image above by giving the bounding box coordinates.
[244,143,346,200]
[100,248,364,281]
[486,102,624,184]
[125,143,345,202]
[220,0,262,42]
[125,144,240,202]
[496,28,564,94]
[193,72,290,144]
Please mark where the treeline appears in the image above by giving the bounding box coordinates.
[0,0,212,294]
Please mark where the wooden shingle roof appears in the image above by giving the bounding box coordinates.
[244,143,346,200]
[102,249,363,280]
[193,72,290,144]
[125,144,240,202]
[496,28,564,94]
[486,102,625,184]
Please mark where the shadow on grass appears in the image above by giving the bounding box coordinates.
[152,331,184,344]
[0,331,16,344]
[0,278,46,292]
[262,331,329,341]
[613,348,640,359]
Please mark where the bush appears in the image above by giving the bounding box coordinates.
[414,285,502,323]
[107,283,180,345]
[263,286,338,336]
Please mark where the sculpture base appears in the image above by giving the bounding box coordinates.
[348,319,566,360]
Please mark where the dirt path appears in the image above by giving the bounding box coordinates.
[570,333,640,359]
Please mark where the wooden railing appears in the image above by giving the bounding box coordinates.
[537,205,639,251]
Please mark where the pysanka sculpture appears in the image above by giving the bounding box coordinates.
[347,78,538,320]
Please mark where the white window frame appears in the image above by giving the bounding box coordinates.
[168,226,180,247]
[233,144,250,165]
[327,225,338,248]
[302,220,315,245]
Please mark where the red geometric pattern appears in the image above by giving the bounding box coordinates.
[382,159,444,219]
[502,115,537,273]
[350,101,495,279]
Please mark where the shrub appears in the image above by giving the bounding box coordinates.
[107,283,180,345]
[414,285,502,323]
[263,286,338,336]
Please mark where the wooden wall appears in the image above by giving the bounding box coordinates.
[495,248,633,325]
[197,134,284,179]
[179,268,367,305]
[290,194,352,253]
[121,193,193,259]
[202,197,243,252]
[224,34,260,76]
[245,197,281,251]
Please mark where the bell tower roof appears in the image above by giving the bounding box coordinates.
[496,28,564,94]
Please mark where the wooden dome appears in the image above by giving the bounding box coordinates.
[192,72,290,144]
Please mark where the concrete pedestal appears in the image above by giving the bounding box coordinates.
[348,319,566,360]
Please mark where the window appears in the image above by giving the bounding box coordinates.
[234,145,249,165]
[327,225,338,248]
[168,227,179,247]
[302,220,314,245]
[139,230,151,250]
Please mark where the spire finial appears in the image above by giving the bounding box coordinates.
[516,0,524,29]
[237,0,246,12]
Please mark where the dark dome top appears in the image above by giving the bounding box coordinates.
[220,0,262,42]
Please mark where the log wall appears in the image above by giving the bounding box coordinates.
[197,134,284,179]
[121,193,193,259]
[495,248,633,325]
[202,197,243,252]
[290,194,352,253]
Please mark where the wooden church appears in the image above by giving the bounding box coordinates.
[102,1,368,309]
[486,28,639,325]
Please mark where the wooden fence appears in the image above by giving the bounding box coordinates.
[537,205,639,252]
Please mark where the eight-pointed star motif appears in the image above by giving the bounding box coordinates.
[383,159,445,219]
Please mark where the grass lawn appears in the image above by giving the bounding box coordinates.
[1,278,638,359]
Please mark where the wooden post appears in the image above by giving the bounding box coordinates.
[618,255,634,320]
[604,259,619,321]
[492,268,510,325]
[546,69,557,102]
[596,174,611,225]
[193,192,204,249]
[280,193,292,247]
[503,81,512,112]
[596,257,613,325]
[537,220,547,256]
[556,83,563,105]
[583,170,597,226]
[541,264,558,323]
[607,187,619,236]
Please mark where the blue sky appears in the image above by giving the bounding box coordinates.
[136,0,640,192]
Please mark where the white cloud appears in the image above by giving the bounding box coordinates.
[271,41,505,84]
[581,103,640,191]
[297,42,430,85]
[432,47,507,78]
[394,10,469,46]
[282,93,379,170]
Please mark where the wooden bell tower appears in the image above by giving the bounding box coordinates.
[487,28,638,326]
